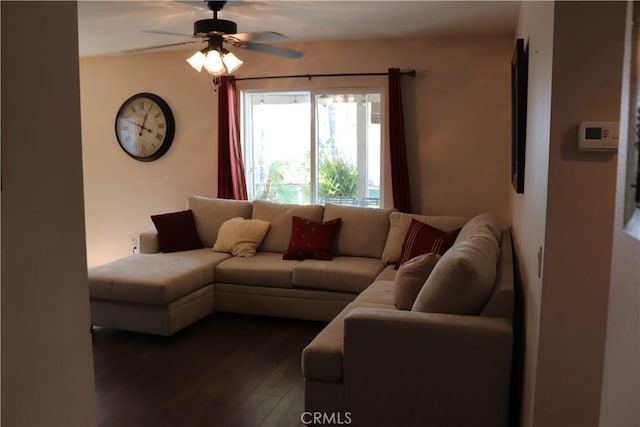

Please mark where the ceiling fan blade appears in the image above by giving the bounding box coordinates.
[237,42,302,59]
[143,30,198,38]
[124,40,204,54]
[227,31,289,43]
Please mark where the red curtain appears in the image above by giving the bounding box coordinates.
[217,76,248,200]
[388,68,412,213]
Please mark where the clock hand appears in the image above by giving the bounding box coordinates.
[139,113,149,136]
[125,118,153,133]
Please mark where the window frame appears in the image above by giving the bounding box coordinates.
[240,87,385,206]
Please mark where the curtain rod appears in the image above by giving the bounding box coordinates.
[235,69,416,82]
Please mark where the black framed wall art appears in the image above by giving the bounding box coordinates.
[511,38,528,194]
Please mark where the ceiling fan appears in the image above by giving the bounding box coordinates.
[128,0,302,79]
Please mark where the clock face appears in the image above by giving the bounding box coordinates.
[115,93,175,162]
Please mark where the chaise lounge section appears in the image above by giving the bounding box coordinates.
[88,196,396,334]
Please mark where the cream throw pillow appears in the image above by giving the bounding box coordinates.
[212,217,270,257]
[394,252,441,310]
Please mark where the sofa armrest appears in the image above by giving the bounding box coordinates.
[139,230,159,254]
[342,308,512,427]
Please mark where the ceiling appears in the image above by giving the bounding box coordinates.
[77,1,520,58]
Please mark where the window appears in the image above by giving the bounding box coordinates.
[242,89,383,207]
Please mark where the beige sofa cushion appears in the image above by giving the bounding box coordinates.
[412,234,498,315]
[375,265,397,281]
[212,217,270,257]
[323,204,396,258]
[89,249,230,304]
[381,212,468,264]
[393,252,440,310]
[455,212,502,244]
[252,200,324,253]
[187,196,253,247]
[293,256,385,294]
[215,252,300,288]
[356,280,394,305]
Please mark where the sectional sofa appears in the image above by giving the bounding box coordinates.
[88,195,514,426]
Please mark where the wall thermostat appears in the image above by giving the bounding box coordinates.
[578,121,619,152]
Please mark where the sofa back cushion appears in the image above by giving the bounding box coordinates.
[455,212,502,244]
[187,196,253,247]
[412,235,498,315]
[411,213,500,315]
[323,204,396,258]
[381,212,468,265]
[252,200,324,253]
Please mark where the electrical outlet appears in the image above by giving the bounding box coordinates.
[130,236,139,254]
[537,245,543,278]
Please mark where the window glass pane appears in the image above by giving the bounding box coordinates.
[316,93,381,207]
[243,92,311,203]
[241,89,382,207]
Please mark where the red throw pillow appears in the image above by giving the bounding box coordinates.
[151,209,203,253]
[396,219,461,268]
[283,216,342,260]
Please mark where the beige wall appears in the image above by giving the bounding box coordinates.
[81,35,513,267]
[1,2,97,426]
[80,52,220,267]
[513,2,626,426]
[599,3,640,425]
[536,3,624,426]
[511,2,554,425]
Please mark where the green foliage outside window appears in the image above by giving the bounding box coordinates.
[255,137,359,203]
[318,156,358,198]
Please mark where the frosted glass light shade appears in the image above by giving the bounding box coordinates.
[186,51,206,72]
[222,51,243,73]
[204,50,225,75]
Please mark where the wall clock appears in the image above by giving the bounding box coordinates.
[114,92,175,162]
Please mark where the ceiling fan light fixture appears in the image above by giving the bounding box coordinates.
[186,50,207,72]
[222,51,243,73]
[203,50,225,75]
[139,0,302,85]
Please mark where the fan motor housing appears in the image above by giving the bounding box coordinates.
[194,19,237,36]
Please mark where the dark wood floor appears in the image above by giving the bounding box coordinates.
[92,313,326,427]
